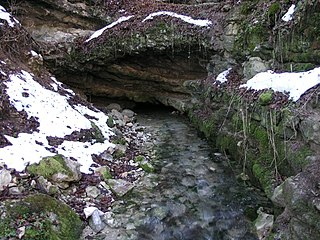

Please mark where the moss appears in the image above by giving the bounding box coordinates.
[216,133,239,160]
[251,125,270,150]
[140,162,155,173]
[287,144,312,172]
[0,194,82,240]
[240,1,258,15]
[112,137,127,145]
[259,90,273,106]
[268,2,281,17]
[27,155,71,179]
[113,149,125,159]
[106,115,115,128]
[102,168,112,180]
[91,122,105,143]
[252,163,274,198]
[134,155,145,162]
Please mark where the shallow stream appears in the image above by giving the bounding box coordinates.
[98,108,270,240]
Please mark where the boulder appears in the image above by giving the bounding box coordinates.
[27,155,81,188]
[273,159,320,239]
[243,57,270,80]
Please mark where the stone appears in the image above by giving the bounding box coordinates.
[86,186,101,198]
[37,176,59,195]
[27,155,81,188]
[107,179,134,197]
[99,151,114,161]
[106,103,122,112]
[9,186,24,195]
[300,115,320,145]
[0,169,12,191]
[17,226,25,239]
[271,180,287,208]
[122,109,135,118]
[273,160,320,239]
[255,208,274,239]
[111,109,124,121]
[84,207,104,219]
[89,209,106,233]
[95,166,112,180]
[243,57,269,80]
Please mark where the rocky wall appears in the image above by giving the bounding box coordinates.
[186,77,320,239]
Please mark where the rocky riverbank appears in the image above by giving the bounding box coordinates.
[0,101,156,239]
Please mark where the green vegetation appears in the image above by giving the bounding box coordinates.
[0,194,82,240]
[258,90,273,106]
[91,122,105,143]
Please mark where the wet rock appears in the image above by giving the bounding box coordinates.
[0,169,12,191]
[255,208,273,239]
[107,179,134,197]
[86,186,101,198]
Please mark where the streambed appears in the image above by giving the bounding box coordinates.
[89,108,270,240]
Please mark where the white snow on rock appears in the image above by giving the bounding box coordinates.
[216,68,231,83]
[0,70,114,173]
[0,5,19,27]
[282,4,295,22]
[142,11,212,27]
[240,67,320,101]
[85,15,134,42]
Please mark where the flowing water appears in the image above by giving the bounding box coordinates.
[99,108,269,240]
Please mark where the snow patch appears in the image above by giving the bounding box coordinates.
[85,15,134,42]
[142,11,212,27]
[240,67,320,101]
[0,5,19,27]
[216,68,231,83]
[1,70,114,173]
[282,4,295,22]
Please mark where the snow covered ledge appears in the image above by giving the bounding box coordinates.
[240,67,320,101]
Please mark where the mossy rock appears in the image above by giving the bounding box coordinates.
[27,155,81,184]
[27,155,72,179]
[0,194,83,240]
[252,163,274,198]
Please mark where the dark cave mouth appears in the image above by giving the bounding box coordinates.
[88,95,179,114]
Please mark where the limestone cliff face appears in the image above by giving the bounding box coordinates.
[14,0,231,109]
